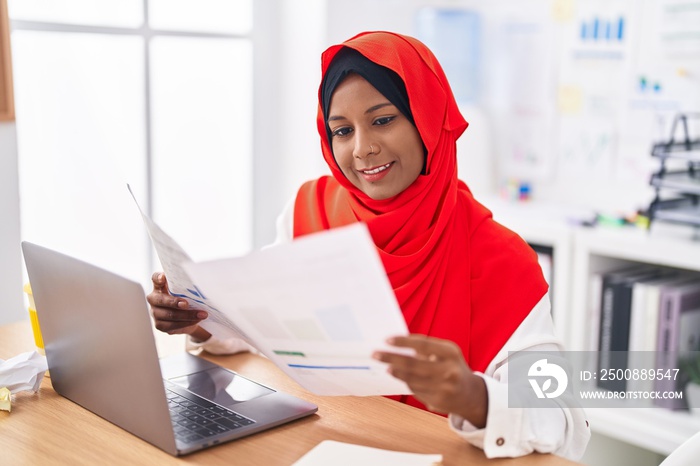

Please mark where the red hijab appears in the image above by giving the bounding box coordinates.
[294,31,548,410]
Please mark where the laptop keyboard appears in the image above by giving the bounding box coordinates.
[165,383,256,443]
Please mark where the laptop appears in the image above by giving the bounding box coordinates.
[22,241,318,456]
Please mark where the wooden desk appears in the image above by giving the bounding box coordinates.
[0,321,580,465]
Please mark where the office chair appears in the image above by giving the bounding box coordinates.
[659,430,700,466]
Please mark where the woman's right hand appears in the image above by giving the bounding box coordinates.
[147,272,209,336]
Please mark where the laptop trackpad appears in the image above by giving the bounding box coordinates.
[169,367,274,407]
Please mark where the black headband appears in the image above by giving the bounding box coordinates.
[321,47,415,145]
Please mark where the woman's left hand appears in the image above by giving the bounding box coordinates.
[373,334,487,428]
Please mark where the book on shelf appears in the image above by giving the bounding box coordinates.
[628,272,685,353]
[627,273,694,396]
[587,272,604,353]
[654,279,700,410]
[597,266,664,392]
[587,267,644,354]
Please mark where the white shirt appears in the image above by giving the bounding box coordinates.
[189,198,590,460]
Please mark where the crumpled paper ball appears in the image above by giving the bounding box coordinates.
[0,351,48,413]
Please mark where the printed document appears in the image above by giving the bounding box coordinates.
[128,185,252,342]
[292,440,442,466]
[129,186,411,396]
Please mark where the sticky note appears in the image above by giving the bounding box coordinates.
[558,86,583,114]
[552,0,575,22]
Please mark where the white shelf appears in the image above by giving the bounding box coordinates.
[570,224,700,454]
[574,223,700,272]
[488,199,700,456]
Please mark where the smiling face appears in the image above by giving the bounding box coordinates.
[327,74,425,200]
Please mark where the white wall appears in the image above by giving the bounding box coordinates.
[0,122,24,324]
[252,0,285,248]
[252,0,328,248]
[319,0,700,218]
[277,0,329,209]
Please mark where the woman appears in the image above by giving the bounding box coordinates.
[148,31,589,459]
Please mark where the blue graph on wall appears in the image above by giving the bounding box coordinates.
[580,16,625,42]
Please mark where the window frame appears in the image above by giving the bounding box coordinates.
[0,0,14,121]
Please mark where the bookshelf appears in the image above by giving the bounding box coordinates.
[489,199,700,456]
[569,226,700,351]
[569,225,700,456]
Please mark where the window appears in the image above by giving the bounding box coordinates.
[10,0,253,284]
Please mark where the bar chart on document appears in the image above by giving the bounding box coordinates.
[128,184,255,344]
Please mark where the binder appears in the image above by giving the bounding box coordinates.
[597,266,662,392]
[654,280,700,410]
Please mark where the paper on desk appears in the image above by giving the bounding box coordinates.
[292,440,443,466]
[184,223,412,396]
[127,185,254,344]
[0,351,48,394]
